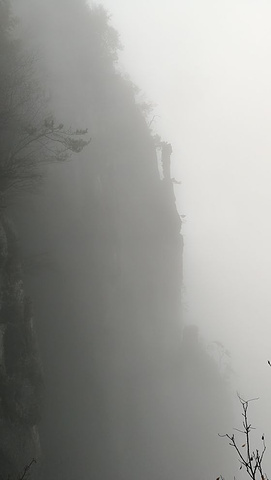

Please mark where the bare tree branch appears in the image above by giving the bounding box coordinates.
[219,395,268,480]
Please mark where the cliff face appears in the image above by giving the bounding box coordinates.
[0,217,42,479]
[23,94,184,480]
[13,35,184,480]
[9,2,232,479]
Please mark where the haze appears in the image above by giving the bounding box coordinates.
[1,0,271,478]
[100,0,271,436]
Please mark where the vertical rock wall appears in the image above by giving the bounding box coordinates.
[9,2,233,479]
[0,216,42,479]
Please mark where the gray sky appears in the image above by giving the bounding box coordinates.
[93,0,271,451]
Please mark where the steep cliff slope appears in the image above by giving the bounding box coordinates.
[0,216,42,480]
[8,1,233,479]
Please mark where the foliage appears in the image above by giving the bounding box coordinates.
[0,0,90,203]
[90,5,122,62]
[208,340,233,380]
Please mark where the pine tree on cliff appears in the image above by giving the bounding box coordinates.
[0,0,90,206]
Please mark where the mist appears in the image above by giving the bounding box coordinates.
[0,0,270,479]
[101,0,271,455]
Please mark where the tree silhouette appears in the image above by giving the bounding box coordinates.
[0,0,90,204]
[219,395,268,480]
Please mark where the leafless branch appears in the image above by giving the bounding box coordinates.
[219,395,268,480]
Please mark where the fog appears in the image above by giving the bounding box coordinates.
[1,0,271,479]
[100,0,271,453]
